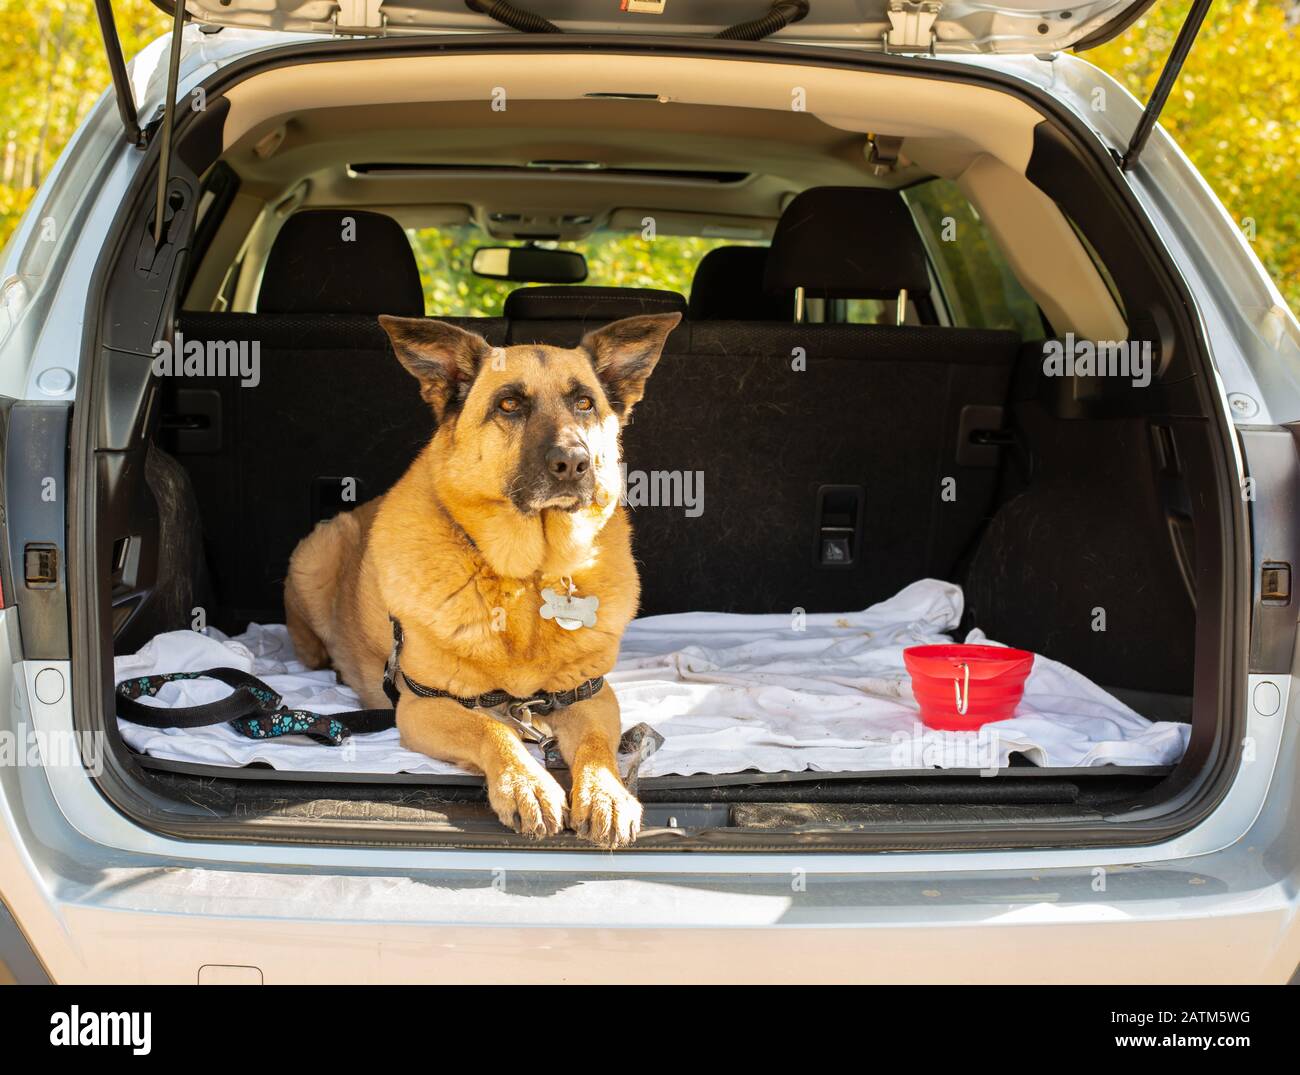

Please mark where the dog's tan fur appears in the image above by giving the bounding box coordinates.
[285,312,679,847]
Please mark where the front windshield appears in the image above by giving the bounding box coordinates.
[406,225,759,317]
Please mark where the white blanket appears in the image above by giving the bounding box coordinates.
[114,579,1189,778]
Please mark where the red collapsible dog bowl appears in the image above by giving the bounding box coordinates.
[903,644,1035,731]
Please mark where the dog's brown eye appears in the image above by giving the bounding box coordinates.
[498,396,521,414]
[575,397,594,412]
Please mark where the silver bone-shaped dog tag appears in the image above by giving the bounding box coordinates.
[539,587,599,630]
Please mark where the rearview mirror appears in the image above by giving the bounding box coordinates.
[471,246,588,284]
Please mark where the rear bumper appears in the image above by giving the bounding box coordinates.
[2,851,1298,984]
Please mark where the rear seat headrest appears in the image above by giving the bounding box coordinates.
[258,209,425,317]
[503,286,686,321]
[689,247,794,321]
[764,187,930,300]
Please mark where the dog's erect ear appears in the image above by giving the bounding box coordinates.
[581,312,681,421]
[379,316,492,420]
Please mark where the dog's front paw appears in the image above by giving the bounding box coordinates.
[570,766,642,849]
[486,759,568,839]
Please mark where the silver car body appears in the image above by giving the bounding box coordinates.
[1,27,1297,984]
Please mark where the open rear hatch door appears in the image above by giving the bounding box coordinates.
[152,0,1159,53]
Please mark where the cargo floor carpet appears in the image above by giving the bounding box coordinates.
[114,580,1189,777]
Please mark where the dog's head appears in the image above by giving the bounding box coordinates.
[379,312,679,517]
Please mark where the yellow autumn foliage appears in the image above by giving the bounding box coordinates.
[1090,0,1300,308]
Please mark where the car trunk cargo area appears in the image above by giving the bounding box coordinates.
[74,35,1244,850]
[98,308,1221,847]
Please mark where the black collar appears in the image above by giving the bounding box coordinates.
[381,617,605,725]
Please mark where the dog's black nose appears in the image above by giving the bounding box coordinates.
[546,444,590,481]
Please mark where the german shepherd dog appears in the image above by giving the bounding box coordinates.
[284,312,680,847]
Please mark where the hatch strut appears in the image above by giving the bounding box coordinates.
[92,0,187,244]
[1121,0,1213,171]
[153,0,188,244]
[92,0,143,147]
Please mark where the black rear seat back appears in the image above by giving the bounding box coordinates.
[493,285,1012,613]
[625,321,1017,615]
[167,207,497,628]
[623,187,1018,615]
[168,190,1021,627]
[167,312,506,629]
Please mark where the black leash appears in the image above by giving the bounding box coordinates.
[116,619,606,747]
[115,667,394,746]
